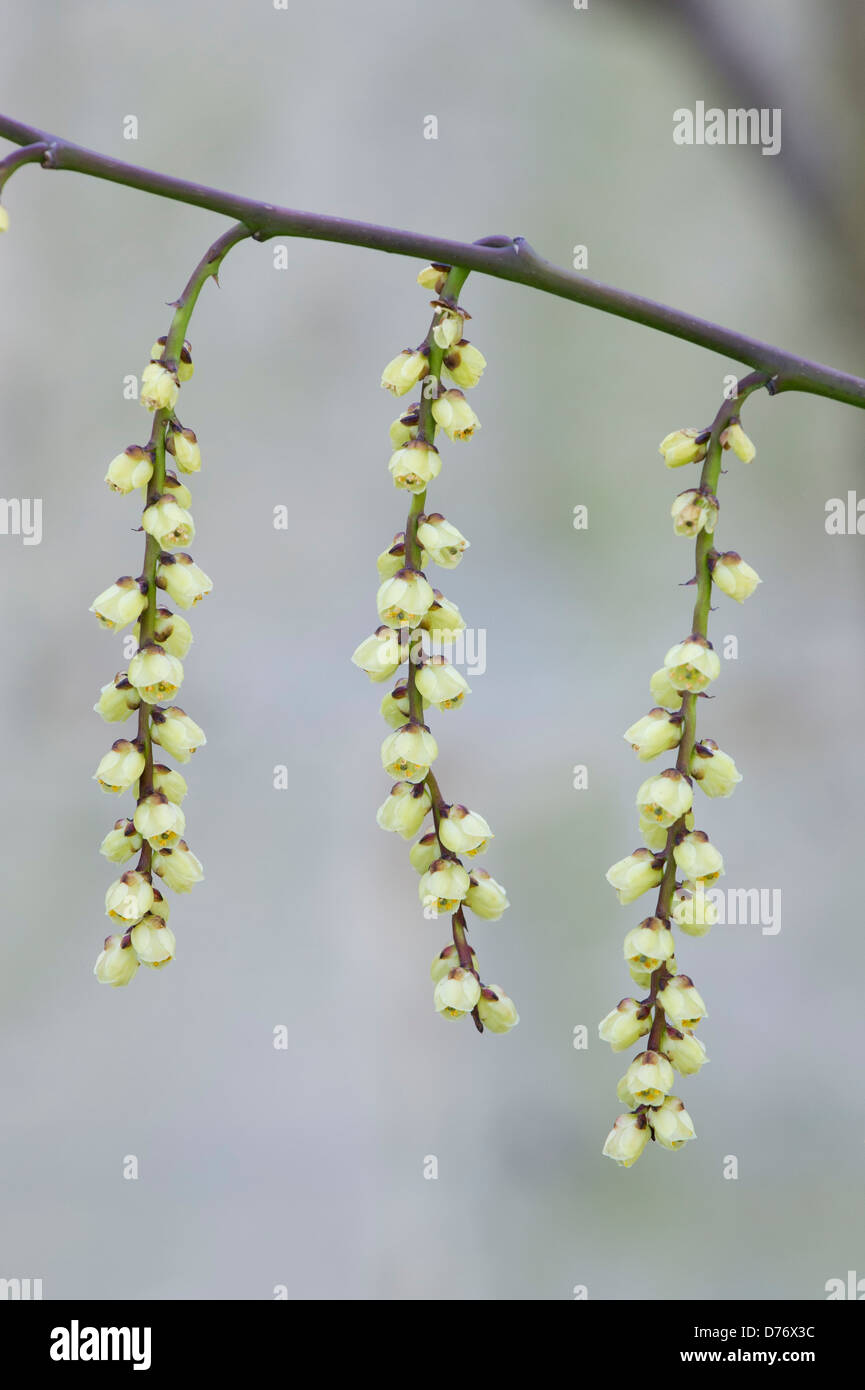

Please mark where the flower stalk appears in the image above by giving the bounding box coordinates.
[353,264,518,1036]
[601,373,768,1165]
[92,225,249,986]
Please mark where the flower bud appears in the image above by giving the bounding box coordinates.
[430,943,477,983]
[415,656,470,710]
[648,1096,696,1149]
[602,1112,650,1167]
[419,857,471,913]
[671,488,718,537]
[708,550,761,603]
[142,495,195,549]
[127,642,184,704]
[105,869,154,925]
[658,428,707,469]
[419,591,465,638]
[163,473,192,509]
[351,626,404,682]
[146,607,194,659]
[380,679,427,729]
[133,791,186,847]
[152,840,204,893]
[670,882,717,935]
[151,763,188,803]
[156,552,213,608]
[431,388,480,441]
[409,831,440,875]
[94,934,139,987]
[388,439,441,494]
[130,915,176,967]
[673,830,723,883]
[381,721,438,782]
[438,805,493,856]
[689,739,741,798]
[442,340,486,389]
[140,361,179,412]
[151,887,171,920]
[94,673,141,723]
[376,532,409,580]
[105,446,153,494]
[376,781,432,839]
[381,348,430,396]
[623,708,683,762]
[166,424,201,473]
[649,668,684,712]
[389,408,419,450]
[94,739,145,793]
[720,421,755,463]
[635,769,693,828]
[0,206,9,234]
[431,303,468,352]
[657,975,707,1028]
[150,706,206,763]
[478,984,519,1034]
[624,1050,675,1107]
[662,1025,708,1076]
[433,966,481,1018]
[151,336,193,382]
[417,264,449,293]
[598,997,652,1052]
[605,849,664,905]
[663,635,721,693]
[376,567,435,628]
[100,819,143,864]
[415,514,470,569]
[89,577,147,631]
[623,918,676,972]
[464,868,509,920]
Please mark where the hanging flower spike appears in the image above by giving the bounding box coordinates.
[351,263,517,1036]
[91,224,250,987]
[601,372,769,1164]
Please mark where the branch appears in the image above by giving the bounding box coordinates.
[2,111,864,409]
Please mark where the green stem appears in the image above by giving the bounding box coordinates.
[2,113,864,409]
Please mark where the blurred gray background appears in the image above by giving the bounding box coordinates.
[0,0,863,1301]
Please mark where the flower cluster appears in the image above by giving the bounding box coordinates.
[601,397,762,1166]
[91,335,209,986]
[351,263,518,1035]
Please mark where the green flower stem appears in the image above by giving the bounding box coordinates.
[133,224,251,877]
[160,223,251,373]
[644,372,770,1056]
[2,113,862,408]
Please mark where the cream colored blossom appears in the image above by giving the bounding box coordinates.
[94,934,139,987]
[433,966,481,1018]
[602,1113,650,1167]
[477,985,519,1034]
